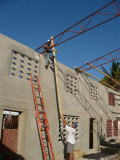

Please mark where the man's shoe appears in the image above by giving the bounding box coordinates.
[45,65,48,69]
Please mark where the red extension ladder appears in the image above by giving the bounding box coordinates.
[30,74,55,160]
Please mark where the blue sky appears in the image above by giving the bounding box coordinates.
[0,0,120,79]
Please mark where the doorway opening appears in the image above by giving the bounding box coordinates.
[1,110,21,160]
[89,118,95,149]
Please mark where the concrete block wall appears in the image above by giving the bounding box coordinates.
[0,33,120,160]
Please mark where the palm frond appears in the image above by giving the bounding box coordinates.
[101,66,110,76]
[100,62,120,90]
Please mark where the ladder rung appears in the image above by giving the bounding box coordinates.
[44,142,49,144]
[43,139,49,141]
[41,129,47,131]
[45,150,51,153]
[37,103,43,106]
[43,151,49,155]
[34,87,38,89]
[36,96,41,98]
[32,77,37,80]
[34,90,39,92]
[37,116,44,119]
[39,111,45,114]
[41,134,48,137]
[43,138,48,141]
[36,111,45,114]
[33,82,38,85]
[32,81,37,83]
[42,125,48,128]
[36,109,45,113]
[32,78,37,80]
[38,119,47,122]
[46,149,53,152]
[40,117,47,120]
[41,119,47,121]
[33,79,37,82]
[42,134,48,136]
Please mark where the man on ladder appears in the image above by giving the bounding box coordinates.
[41,40,54,69]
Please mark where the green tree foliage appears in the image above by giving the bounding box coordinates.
[100,62,120,90]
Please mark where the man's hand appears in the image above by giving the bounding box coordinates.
[53,49,58,52]
[50,45,54,48]
[62,117,68,126]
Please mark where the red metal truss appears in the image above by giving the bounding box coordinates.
[35,0,120,53]
[77,48,120,71]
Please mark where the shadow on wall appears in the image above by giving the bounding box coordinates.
[62,141,69,159]
[57,66,107,143]
[0,141,25,160]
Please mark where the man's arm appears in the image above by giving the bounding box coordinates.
[62,117,68,126]
[44,45,52,53]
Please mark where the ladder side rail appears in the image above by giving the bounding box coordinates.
[30,74,38,109]
[37,119,48,160]
[46,128,55,160]
[36,76,55,160]
[36,76,50,130]
[36,76,46,109]
[30,74,48,160]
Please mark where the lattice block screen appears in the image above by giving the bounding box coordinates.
[59,115,79,141]
[2,115,18,130]
[89,84,98,101]
[66,74,78,95]
[106,120,112,137]
[10,50,39,81]
[108,92,115,106]
[113,120,118,137]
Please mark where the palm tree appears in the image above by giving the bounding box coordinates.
[100,61,120,90]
